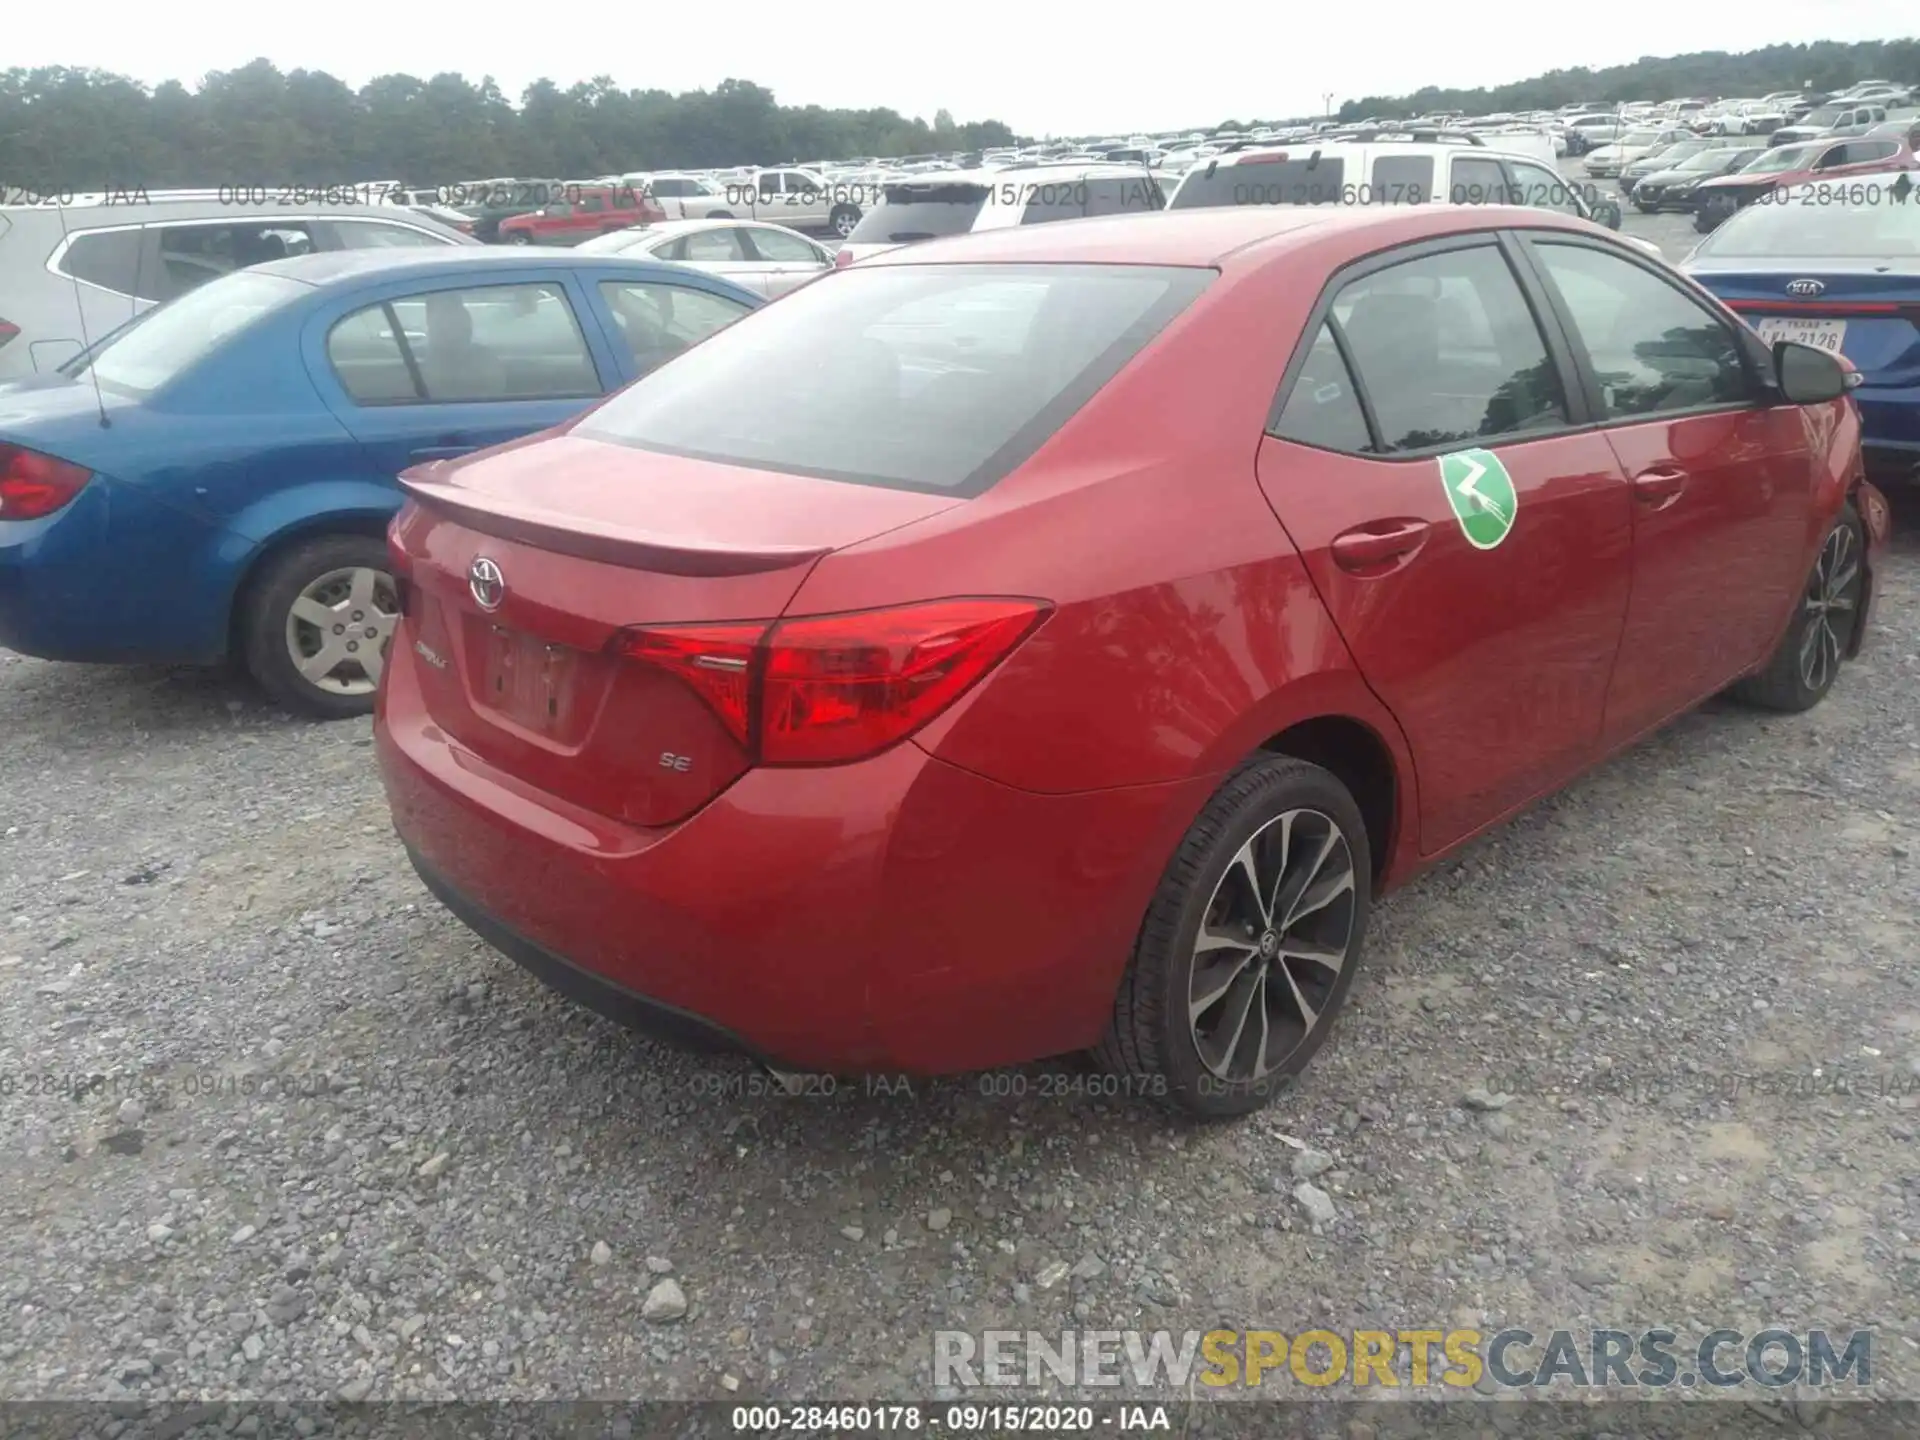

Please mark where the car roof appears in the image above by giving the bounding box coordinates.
[857,204,1600,271]
[249,246,728,287]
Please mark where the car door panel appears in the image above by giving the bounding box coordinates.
[1519,236,1814,744]
[1257,239,1634,855]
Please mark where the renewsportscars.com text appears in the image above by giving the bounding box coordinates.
[934,1327,1871,1390]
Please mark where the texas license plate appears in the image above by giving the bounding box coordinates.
[481,626,577,731]
[1753,316,1847,353]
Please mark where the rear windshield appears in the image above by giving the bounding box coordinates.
[1692,181,1920,257]
[846,185,991,244]
[81,269,306,396]
[573,263,1212,496]
[1169,157,1346,209]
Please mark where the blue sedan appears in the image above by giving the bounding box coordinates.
[0,248,761,716]
[1683,172,1920,486]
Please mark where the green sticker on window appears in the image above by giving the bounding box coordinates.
[1437,448,1518,550]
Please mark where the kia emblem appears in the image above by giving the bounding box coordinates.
[468,556,505,611]
[1785,278,1826,297]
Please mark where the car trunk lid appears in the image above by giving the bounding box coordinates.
[1691,262,1920,385]
[390,433,964,827]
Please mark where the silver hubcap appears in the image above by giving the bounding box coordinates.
[1188,808,1357,1084]
[1798,524,1859,693]
[834,211,857,237]
[285,566,399,696]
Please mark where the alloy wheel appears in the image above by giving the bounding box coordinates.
[833,210,858,238]
[285,566,399,697]
[1799,522,1860,693]
[1188,808,1357,1083]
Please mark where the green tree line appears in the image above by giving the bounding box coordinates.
[0,62,1020,191]
[1329,38,1920,122]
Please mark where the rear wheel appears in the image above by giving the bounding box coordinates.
[241,534,399,720]
[1732,505,1864,713]
[507,231,532,245]
[1094,756,1372,1118]
[830,204,861,238]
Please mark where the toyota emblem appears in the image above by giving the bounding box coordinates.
[1785,278,1826,297]
[468,556,505,611]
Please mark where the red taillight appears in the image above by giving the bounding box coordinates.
[616,598,1049,765]
[0,445,92,520]
[833,248,855,270]
[620,622,761,746]
[0,319,18,350]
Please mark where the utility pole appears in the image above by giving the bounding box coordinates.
[1323,92,1335,120]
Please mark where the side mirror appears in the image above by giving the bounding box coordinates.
[1591,198,1623,229]
[1773,340,1849,403]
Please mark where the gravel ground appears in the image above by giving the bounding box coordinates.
[3,515,1919,1419]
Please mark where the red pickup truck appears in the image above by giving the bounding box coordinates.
[497,185,665,245]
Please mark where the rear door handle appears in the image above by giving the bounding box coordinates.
[1632,466,1689,508]
[1329,519,1431,572]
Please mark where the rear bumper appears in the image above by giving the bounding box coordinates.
[375,650,1210,1075]
[0,482,226,665]
[406,844,766,1058]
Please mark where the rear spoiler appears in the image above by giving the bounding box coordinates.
[398,473,832,578]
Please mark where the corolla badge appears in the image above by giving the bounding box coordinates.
[1785,279,1826,297]
[468,556,505,611]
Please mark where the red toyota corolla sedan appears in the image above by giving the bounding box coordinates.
[375,204,1890,1117]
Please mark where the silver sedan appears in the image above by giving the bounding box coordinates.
[573,218,833,297]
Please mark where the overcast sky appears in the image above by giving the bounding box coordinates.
[15,2,1917,135]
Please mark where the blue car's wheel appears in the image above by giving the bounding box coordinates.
[242,534,399,719]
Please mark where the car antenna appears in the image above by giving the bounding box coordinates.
[52,198,112,429]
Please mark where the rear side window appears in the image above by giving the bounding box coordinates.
[1272,323,1372,451]
[573,263,1213,495]
[151,223,318,302]
[672,229,748,262]
[1169,157,1346,208]
[1369,155,1433,203]
[1330,245,1568,452]
[744,228,821,263]
[597,281,751,375]
[847,186,991,243]
[1449,157,1512,205]
[56,229,145,295]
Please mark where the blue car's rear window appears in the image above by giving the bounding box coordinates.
[85,271,307,397]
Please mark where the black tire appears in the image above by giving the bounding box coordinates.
[1093,755,1373,1119]
[1731,504,1864,713]
[708,210,734,221]
[507,231,532,246]
[830,204,861,238]
[240,534,398,721]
